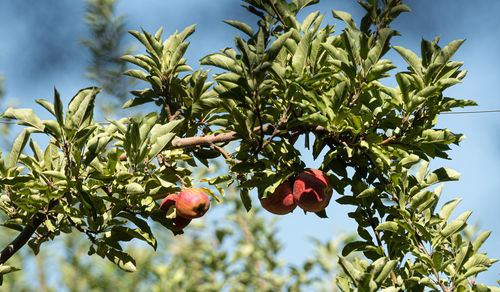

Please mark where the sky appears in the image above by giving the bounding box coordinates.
[0,0,499,286]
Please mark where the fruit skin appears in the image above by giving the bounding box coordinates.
[175,188,210,219]
[259,180,297,215]
[159,193,191,231]
[293,169,333,212]
[118,153,127,161]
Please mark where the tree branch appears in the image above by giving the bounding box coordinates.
[268,0,287,28]
[170,123,327,149]
[0,199,57,265]
[366,209,400,287]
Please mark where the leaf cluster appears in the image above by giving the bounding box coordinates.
[0,0,497,289]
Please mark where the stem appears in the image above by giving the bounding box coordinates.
[367,212,400,287]
[66,216,97,244]
[210,143,231,160]
[378,105,427,146]
[412,223,450,292]
[157,154,186,188]
[0,199,57,265]
[268,0,287,28]
[417,241,449,292]
[170,123,327,149]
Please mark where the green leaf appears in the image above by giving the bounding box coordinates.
[336,275,351,292]
[42,170,66,180]
[376,222,399,233]
[239,188,252,212]
[9,127,41,167]
[122,97,154,109]
[439,198,461,222]
[357,188,377,199]
[374,259,397,284]
[106,248,137,272]
[454,242,472,273]
[200,53,242,75]
[472,231,491,253]
[266,31,292,61]
[464,254,492,270]
[393,46,423,76]
[301,11,320,33]
[126,183,145,195]
[342,241,367,256]
[315,209,328,218]
[178,24,196,42]
[148,119,184,159]
[142,28,163,58]
[0,176,32,185]
[399,154,420,168]
[415,160,429,183]
[298,113,329,128]
[170,41,190,68]
[224,20,254,37]
[53,88,64,127]
[1,108,44,131]
[421,129,456,144]
[292,32,313,75]
[83,136,113,165]
[0,264,21,276]
[35,99,56,117]
[436,39,465,65]
[128,30,158,59]
[124,69,149,81]
[65,87,100,131]
[331,10,357,28]
[425,167,460,186]
[200,174,232,185]
[338,256,360,284]
[440,219,466,238]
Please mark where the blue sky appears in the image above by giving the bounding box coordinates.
[1,0,499,286]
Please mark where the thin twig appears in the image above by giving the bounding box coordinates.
[66,216,97,244]
[412,221,450,292]
[268,0,287,28]
[157,154,186,189]
[367,210,400,287]
[209,143,231,160]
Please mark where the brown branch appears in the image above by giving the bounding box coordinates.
[417,241,450,292]
[348,79,363,107]
[367,211,400,287]
[378,135,397,146]
[261,110,290,150]
[378,107,427,146]
[268,0,287,28]
[66,216,96,244]
[210,143,231,160]
[0,199,57,265]
[412,221,450,292]
[170,110,181,121]
[171,123,327,149]
[157,154,186,189]
[165,103,174,122]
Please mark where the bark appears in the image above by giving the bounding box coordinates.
[0,200,57,265]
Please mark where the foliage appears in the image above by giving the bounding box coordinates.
[0,195,354,292]
[0,0,497,290]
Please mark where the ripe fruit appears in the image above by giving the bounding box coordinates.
[175,188,210,219]
[160,193,191,231]
[259,180,297,215]
[293,169,332,212]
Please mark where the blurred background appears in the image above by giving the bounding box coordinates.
[0,0,498,290]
